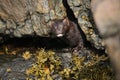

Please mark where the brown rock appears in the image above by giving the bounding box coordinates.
[91,0,120,79]
[91,0,120,37]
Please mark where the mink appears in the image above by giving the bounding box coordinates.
[50,17,84,53]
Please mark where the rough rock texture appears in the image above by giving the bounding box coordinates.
[0,0,66,38]
[67,0,103,49]
[0,0,116,79]
[0,0,104,50]
[91,0,120,79]
[0,56,34,80]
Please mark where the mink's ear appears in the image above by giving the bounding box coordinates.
[63,17,70,26]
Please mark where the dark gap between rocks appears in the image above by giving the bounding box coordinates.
[0,36,69,50]
[62,0,106,55]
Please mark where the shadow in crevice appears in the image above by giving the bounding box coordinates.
[62,0,106,55]
[0,36,69,50]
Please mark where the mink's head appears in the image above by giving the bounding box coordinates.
[50,18,70,37]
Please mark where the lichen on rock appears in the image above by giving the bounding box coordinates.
[0,0,66,39]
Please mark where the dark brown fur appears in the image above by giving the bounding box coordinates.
[50,18,84,52]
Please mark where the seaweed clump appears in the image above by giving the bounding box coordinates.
[26,49,114,80]
[26,49,62,80]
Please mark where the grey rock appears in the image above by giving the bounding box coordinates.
[0,0,66,39]
[67,0,103,49]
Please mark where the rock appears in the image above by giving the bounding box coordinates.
[67,0,103,49]
[0,0,115,79]
[91,0,120,38]
[91,0,120,79]
[0,57,34,80]
[0,0,104,51]
[0,0,66,39]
